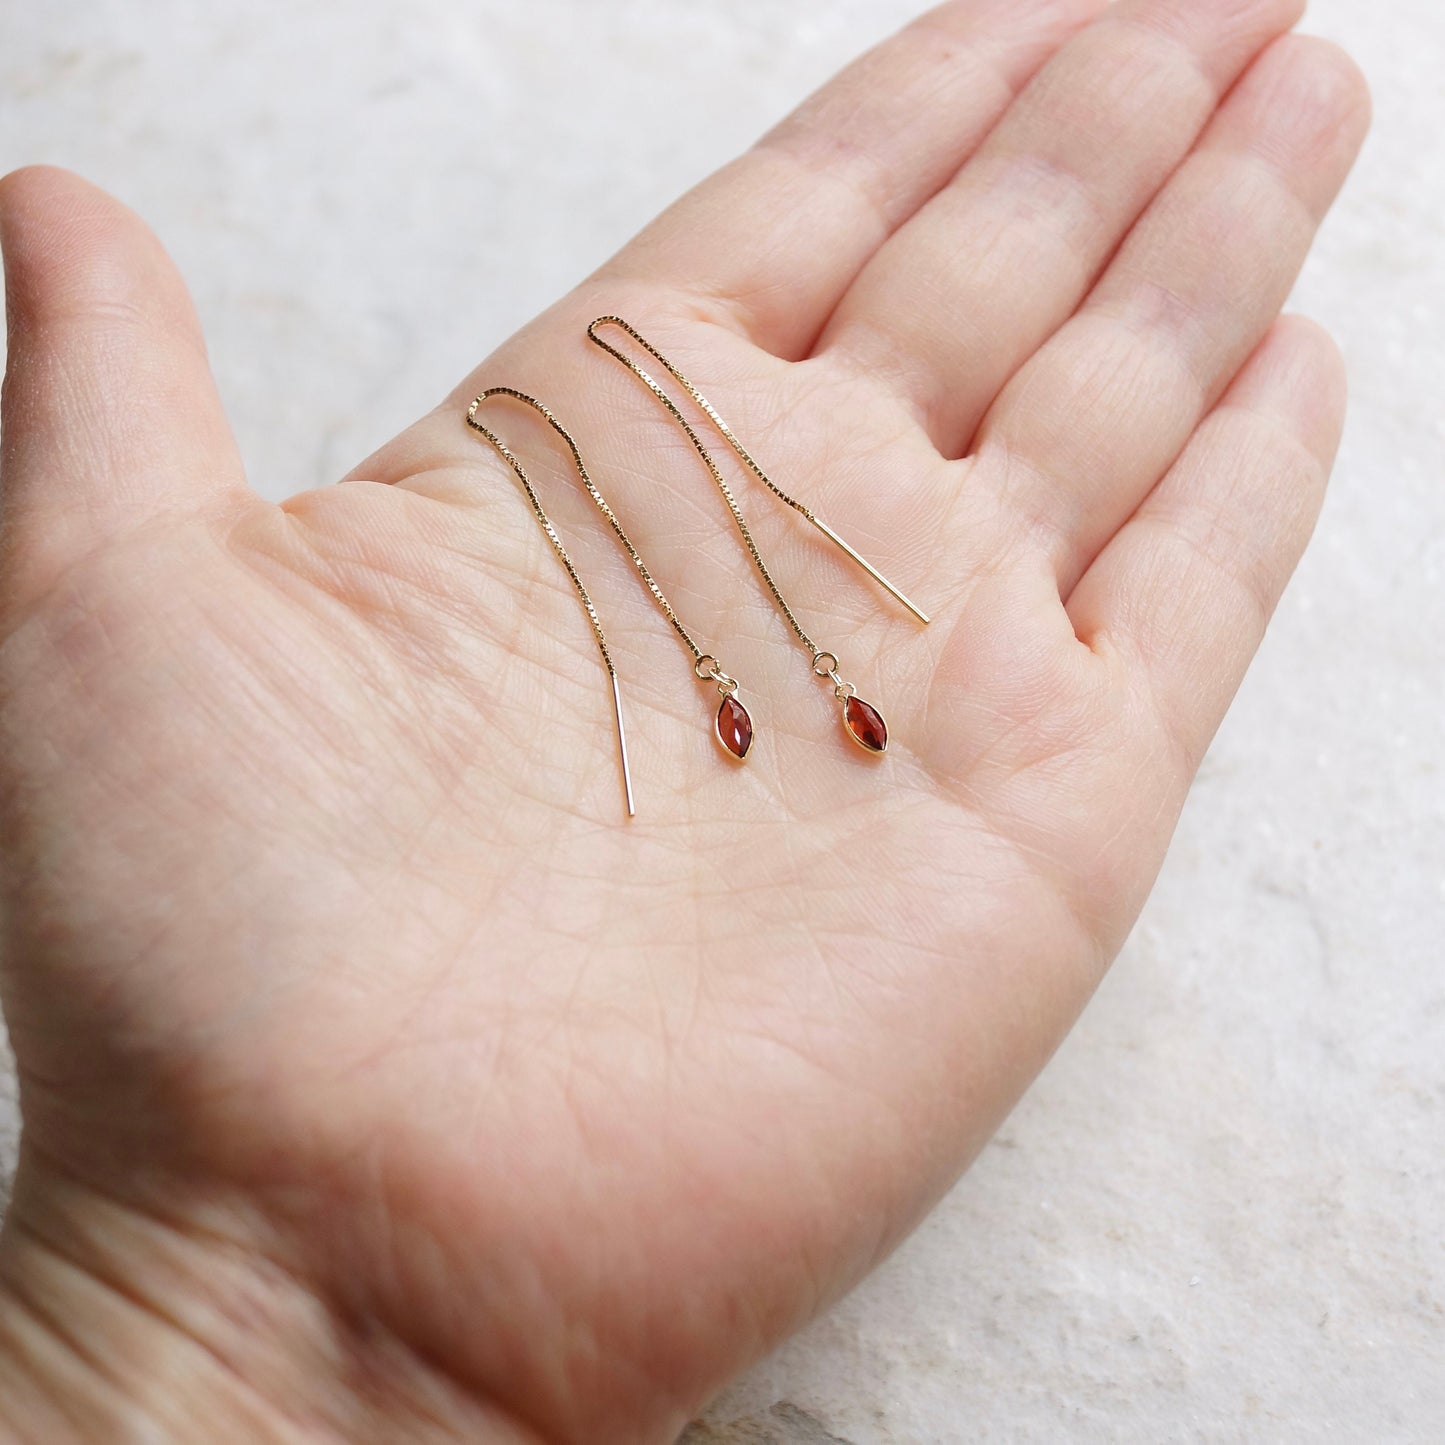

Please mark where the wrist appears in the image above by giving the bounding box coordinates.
[0,1148,545,1444]
[0,1153,284,1441]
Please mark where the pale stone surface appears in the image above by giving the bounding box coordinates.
[1,2,1441,1439]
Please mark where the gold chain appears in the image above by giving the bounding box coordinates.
[587,315,930,628]
[464,391,638,813]
[587,316,823,656]
[468,387,747,714]
[465,393,620,677]
[469,386,710,665]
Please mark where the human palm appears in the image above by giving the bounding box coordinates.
[0,2,1367,1441]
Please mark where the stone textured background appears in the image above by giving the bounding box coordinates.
[2,2,1441,1440]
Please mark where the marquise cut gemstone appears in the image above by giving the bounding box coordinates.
[843,696,888,753]
[717,695,753,760]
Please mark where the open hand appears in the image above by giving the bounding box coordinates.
[0,1,1368,1440]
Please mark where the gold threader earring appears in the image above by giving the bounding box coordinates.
[466,389,759,815]
[586,316,929,754]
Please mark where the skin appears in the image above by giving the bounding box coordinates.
[0,0,1369,1440]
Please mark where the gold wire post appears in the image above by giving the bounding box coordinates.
[610,672,636,818]
[807,516,931,625]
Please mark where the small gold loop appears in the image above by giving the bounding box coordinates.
[812,651,840,677]
[695,653,739,695]
[834,680,856,702]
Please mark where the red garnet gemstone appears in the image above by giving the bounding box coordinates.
[716,695,753,760]
[843,696,888,754]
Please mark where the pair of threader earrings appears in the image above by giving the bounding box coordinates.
[466,315,930,816]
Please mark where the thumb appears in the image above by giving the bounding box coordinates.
[0,166,248,604]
